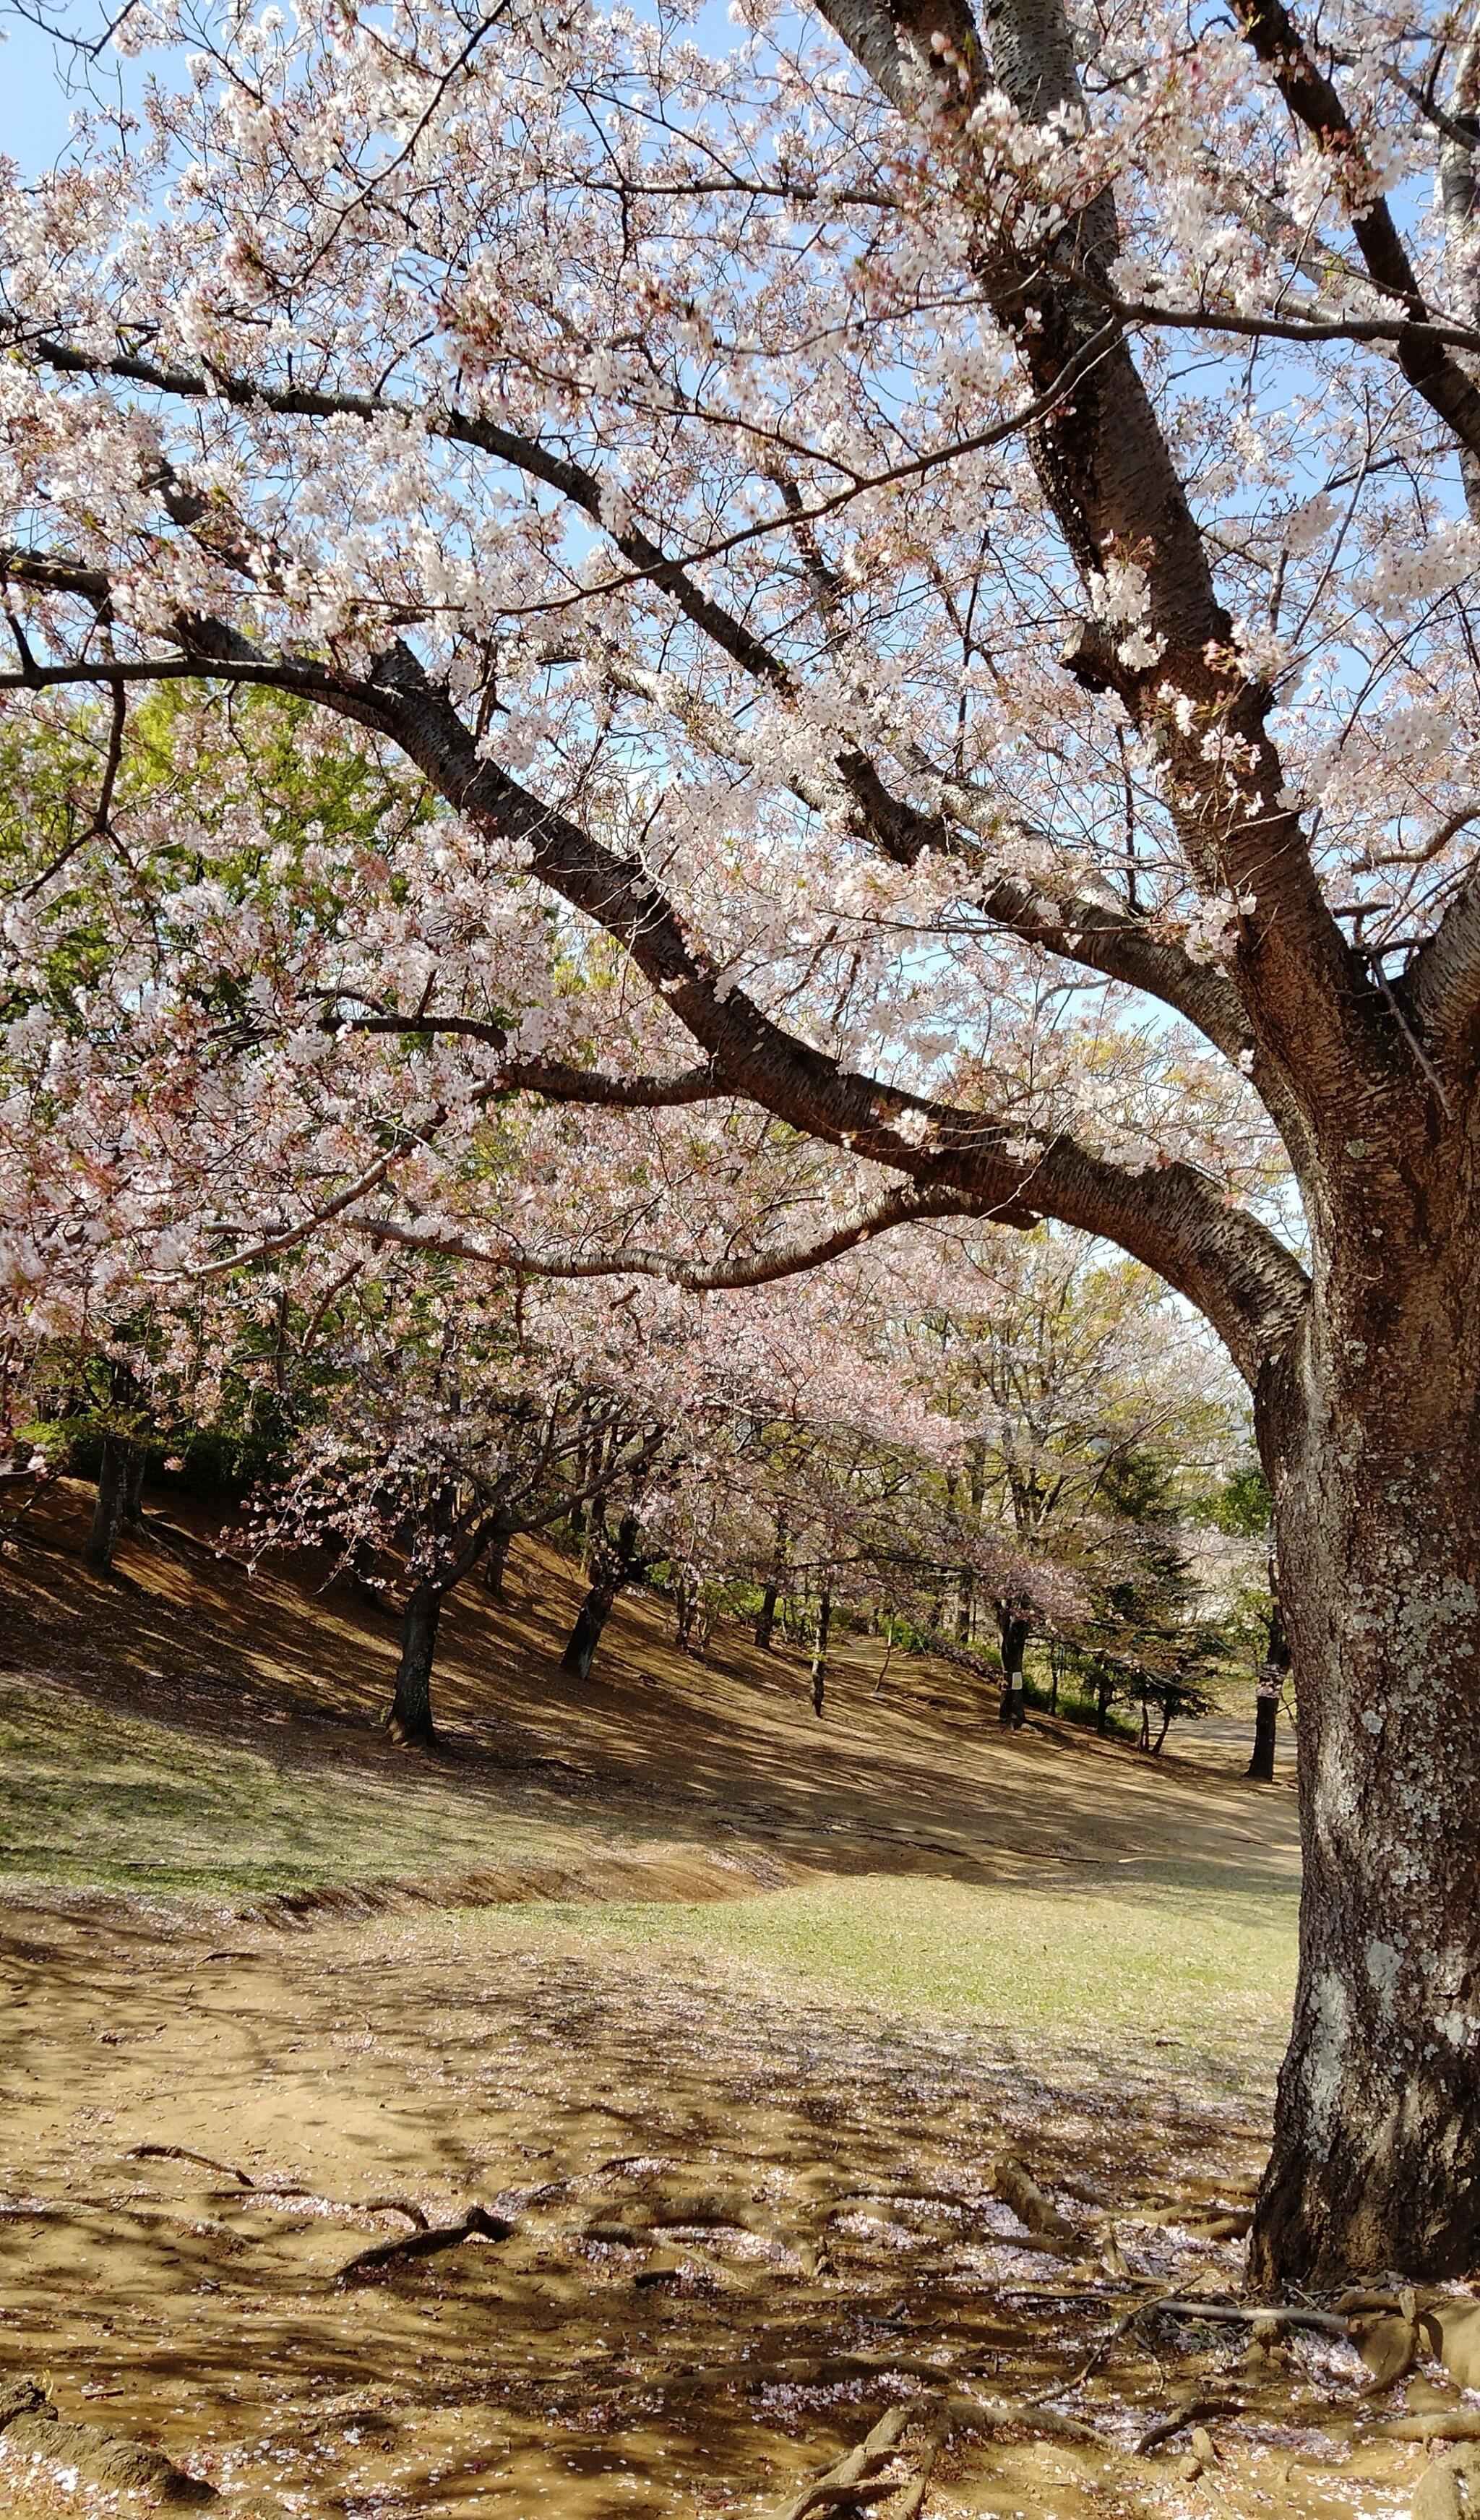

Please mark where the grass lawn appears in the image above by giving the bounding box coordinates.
[462,1869,1299,2057]
[0,1679,589,1894]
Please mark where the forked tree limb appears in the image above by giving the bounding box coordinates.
[1231,0,1480,481]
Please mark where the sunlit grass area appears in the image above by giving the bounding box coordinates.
[503,1872,1299,2049]
[0,1681,588,1895]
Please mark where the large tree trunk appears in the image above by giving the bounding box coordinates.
[1249,1291,1480,2286]
[387,1582,442,1747]
[84,1434,129,1577]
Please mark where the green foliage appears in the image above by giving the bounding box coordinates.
[1203,1462,1274,1536]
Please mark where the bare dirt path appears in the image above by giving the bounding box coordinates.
[0,1896,1427,2520]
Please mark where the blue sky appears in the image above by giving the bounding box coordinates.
[0,9,157,173]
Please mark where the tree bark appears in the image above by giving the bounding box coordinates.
[810,1590,831,1717]
[483,1522,513,1599]
[560,1513,641,1679]
[561,1580,618,1680]
[1247,1687,1280,1783]
[84,1434,129,1577]
[387,1582,442,1747]
[996,1604,1028,1728]
[1249,1292,1480,2285]
[1247,1600,1289,1782]
[754,1580,779,1651]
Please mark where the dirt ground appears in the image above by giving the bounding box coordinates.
[0,1482,1447,2520]
[0,1892,1438,2520]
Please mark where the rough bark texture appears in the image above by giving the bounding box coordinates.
[387,1583,442,1748]
[561,1582,618,1681]
[1249,1233,1480,2285]
[996,1606,1028,1728]
[22,0,1480,2293]
[1246,1693,1278,1783]
[483,1522,512,1599]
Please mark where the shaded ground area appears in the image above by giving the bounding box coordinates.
[0,1898,1422,2520]
[1,1479,1295,1907]
[3,1481,1432,2520]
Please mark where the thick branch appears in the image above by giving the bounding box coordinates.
[1405,870,1480,1049]
[335,1012,726,1109]
[598,650,1312,1167]
[810,0,1389,1134]
[350,1184,991,1290]
[4,598,1309,1375]
[350,645,1310,1380]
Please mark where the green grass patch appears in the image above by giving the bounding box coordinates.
[508,1872,1298,2047]
[0,1681,584,1894]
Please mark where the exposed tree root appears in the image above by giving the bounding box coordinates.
[336,2203,515,2283]
[1382,2415,1480,2443]
[127,2143,254,2187]
[775,2404,911,2520]
[1135,2392,1239,2455]
[1140,2297,1349,2336]
[0,2378,216,2504]
[773,2383,1109,2520]
[989,2156,1087,2257]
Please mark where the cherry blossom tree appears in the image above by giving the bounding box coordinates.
[7,0,1480,2279]
[242,1272,671,1741]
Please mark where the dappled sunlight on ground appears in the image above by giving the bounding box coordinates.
[0,1483,1419,2520]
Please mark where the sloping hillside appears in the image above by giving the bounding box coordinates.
[0,1476,1294,1919]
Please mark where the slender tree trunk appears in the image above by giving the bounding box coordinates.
[810,1590,831,1717]
[387,1582,442,1747]
[84,1434,129,1577]
[561,1514,640,1679]
[1249,1287,1480,2286]
[561,1579,618,1679]
[1247,1600,1288,1782]
[996,1605,1028,1728]
[955,1568,972,1644]
[754,1580,778,1650]
[483,1522,513,1599]
[1247,1684,1280,1783]
[121,1447,146,1531]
